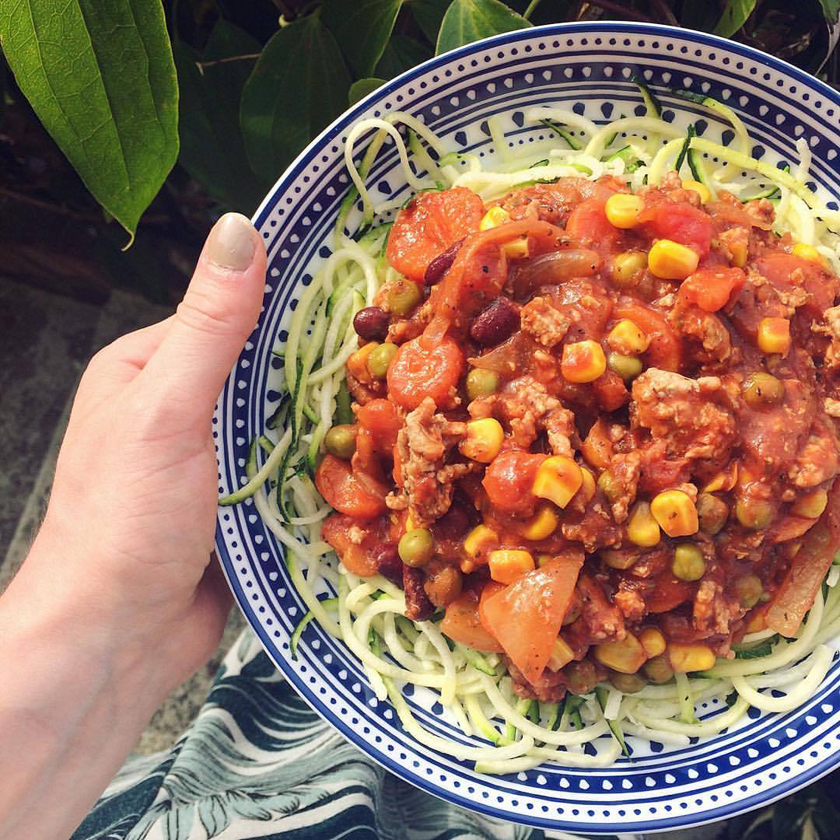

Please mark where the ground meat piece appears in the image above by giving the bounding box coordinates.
[718,226,749,265]
[744,198,775,227]
[628,546,670,579]
[575,573,626,643]
[506,658,568,702]
[631,369,737,463]
[825,398,840,418]
[789,416,840,488]
[520,296,571,347]
[392,397,466,525]
[606,450,641,523]
[675,307,732,363]
[346,369,385,404]
[693,578,739,637]
[562,502,622,552]
[614,580,647,622]
[545,405,577,457]
[815,305,840,368]
[387,298,434,345]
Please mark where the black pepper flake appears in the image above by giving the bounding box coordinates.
[481,265,489,273]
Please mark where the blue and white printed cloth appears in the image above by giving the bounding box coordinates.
[72,630,652,840]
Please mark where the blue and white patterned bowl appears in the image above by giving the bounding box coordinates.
[214,23,840,834]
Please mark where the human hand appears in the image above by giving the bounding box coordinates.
[15,211,267,689]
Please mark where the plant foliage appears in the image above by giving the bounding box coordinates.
[0,0,837,247]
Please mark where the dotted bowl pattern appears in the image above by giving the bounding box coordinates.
[214,23,840,835]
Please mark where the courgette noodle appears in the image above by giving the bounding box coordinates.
[221,82,840,773]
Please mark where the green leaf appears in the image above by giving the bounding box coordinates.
[240,13,351,181]
[349,78,386,104]
[436,0,531,56]
[713,0,757,38]
[0,0,178,241]
[817,0,840,21]
[375,34,432,78]
[174,21,269,214]
[321,0,403,77]
[410,0,452,43]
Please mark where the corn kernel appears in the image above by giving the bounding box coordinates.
[561,340,607,383]
[347,341,378,380]
[627,501,662,547]
[608,319,650,354]
[479,206,510,231]
[757,317,791,355]
[519,505,559,540]
[745,609,767,634]
[792,488,828,519]
[459,418,504,464]
[681,179,711,204]
[463,524,498,560]
[639,627,667,658]
[792,242,828,269]
[730,240,748,268]
[668,642,715,673]
[502,237,529,259]
[650,490,699,537]
[648,239,700,280]
[546,636,575,671]
[578,467,596,502]
[703,462,739,494]
[605,193,644,229]
[488,549,535,584]
[533,456,583,509]
[593,632,646,674]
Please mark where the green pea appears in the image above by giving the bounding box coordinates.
[324,424,357,460]
[607,352,643,381]
[643,654,674,684]
[598,469,621,503]
[609,671,647,693]
[611,251,647,288]
[387,278,422,317]
[672,543,706,581]
[735,498,774,530]
[398,528,435,568]
[735,573,763,608]
[366,342,398,379]
[465,368,499,401]
[743,372,784,407]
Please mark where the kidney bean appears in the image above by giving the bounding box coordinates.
[353,306,389,341]
[423,238,463,286]
[403,565,435,621]
[469,296,520,346]
[373,544,403,586]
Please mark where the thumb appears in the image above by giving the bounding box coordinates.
[139,213,267,422]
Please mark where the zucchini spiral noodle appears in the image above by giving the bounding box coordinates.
[220,82,840,772]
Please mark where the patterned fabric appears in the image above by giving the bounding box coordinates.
[72,631,640,840]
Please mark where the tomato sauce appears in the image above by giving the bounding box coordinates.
[317,174,840,700]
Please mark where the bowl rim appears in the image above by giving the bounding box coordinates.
[217,20,840,834]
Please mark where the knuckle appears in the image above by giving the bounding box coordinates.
[176,286,238,338]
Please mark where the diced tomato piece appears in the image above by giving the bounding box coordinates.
[614,300,681,372]
[479,555,584,683]
[355,399,400,452]
[441,590,504,652]
[565,197,621,251]
[639,201,712,257]
[646,576,693,613]
[386,187,484,282]
[315,454,386,520]
[481,450,547,515]
[425,217,566,341]
[386,335,464,409]
[321,513,380,576]
[678,267,745,312]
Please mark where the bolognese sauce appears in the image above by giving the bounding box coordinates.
[316,173,840,702]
